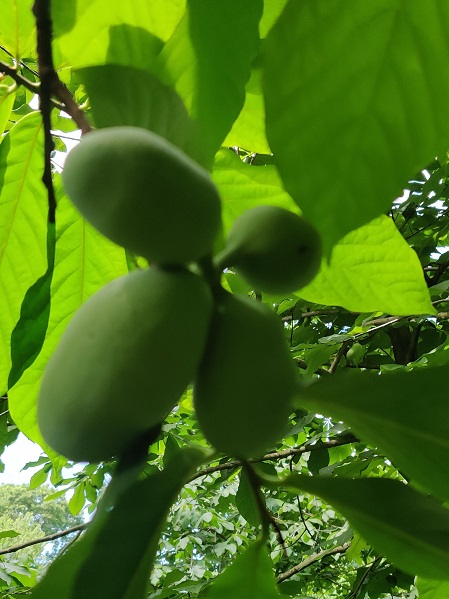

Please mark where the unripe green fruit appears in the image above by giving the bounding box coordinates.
[62,126,222,264]
[216,205,322,294]
[38,267,213,462]
[194,292,297,458]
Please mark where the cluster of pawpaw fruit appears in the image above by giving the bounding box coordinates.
[37,126,322,463]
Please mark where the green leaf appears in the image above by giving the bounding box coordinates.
[223,69,270,155]
[0,530,19,540]
[0,113,48,394]
[29,465,49,490]
[52,0,185,68]
[212,149,298,233]
[235,469,261,528]
[276,474,449,580]
[298,367,449,502]
[29,447,207,599]
[264,0,449,252]
[0,0,35,58]
[8,223,55,389]
[0,92,15,137]
[156,0,263,168]
[207,540,281,599]
[8,187,128,448]
[78,64,192,150]
[68,484,85,516]
[307,448,329,475]
[416,577,449,598]
[299,215,434,315]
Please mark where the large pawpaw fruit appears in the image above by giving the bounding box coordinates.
[62,126,222,264]
[38,267,212,462]
[194,292,297,458]
[215,205,322,294]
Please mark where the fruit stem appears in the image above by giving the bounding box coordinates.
[196,254,226,301]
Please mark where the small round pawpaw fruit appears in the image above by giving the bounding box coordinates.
[193,292,297,458]
[215,205,322,294]
[38,267,213,462]
[62,126,222,265]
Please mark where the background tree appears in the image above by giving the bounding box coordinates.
[1,1,449,598]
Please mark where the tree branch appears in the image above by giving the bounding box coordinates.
[0,523,86,556]
[276,541,351,583]
[188,434,358,482]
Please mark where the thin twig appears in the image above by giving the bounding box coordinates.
[187,435,358,483]
[0,523,86,556]
[277,542,351,583]
[0,60,39,93]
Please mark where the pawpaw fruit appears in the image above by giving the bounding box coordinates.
[215,205,322,294]
[38,267,213,462]
[193,292,297,458]
[62,126,222,265]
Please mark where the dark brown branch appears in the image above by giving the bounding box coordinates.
[0,523,86,556]
[32,0,57,223]
[276,542,351,583]
[32,0,91,136]
[188,435,358,483]
[0,60,40,92]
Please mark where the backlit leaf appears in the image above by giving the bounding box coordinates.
[264,0,449,252]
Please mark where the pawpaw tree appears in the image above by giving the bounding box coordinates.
[1,1,449,598]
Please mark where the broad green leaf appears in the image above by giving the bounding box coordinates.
[29,447,207,599]
[299,215,434,315]
[8,187,128,447]
[29,464,49,489]
[264,0,449,253]
[223,69,271,155]
[212,149,298,232]
[298,367,449,502]
[416,577,449,598]
[52,0,185,68]
[0,530,19,540]
[0,92,15,137]
[0,0,35,58]
[8,223,55,388]
[78,64,192,151]
[156,0,263,168]
[68,484,85,516]
[276,475,449,580]
[259,0,287,38]
[207,540,281,599]
[0,112,48,394]
[235,469,261,528]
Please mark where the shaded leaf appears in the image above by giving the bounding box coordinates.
[78,64,191,151]
[298,366,449,502]
[207,540,281,599]
[264,0,449,252]
[235,469,261,528]
[29,447,207,599]
[157,0,263,168]
[275,474,449,580]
